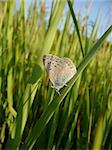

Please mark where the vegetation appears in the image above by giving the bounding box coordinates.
[0,0,112,149]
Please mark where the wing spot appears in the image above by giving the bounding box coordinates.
[48,61,51,64]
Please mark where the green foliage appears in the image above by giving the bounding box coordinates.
[0,0,112,149]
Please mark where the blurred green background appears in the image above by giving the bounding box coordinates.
[0,0,112,149]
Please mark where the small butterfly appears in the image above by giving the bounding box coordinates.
[43,54,77,94]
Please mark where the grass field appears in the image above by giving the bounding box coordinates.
[0,0,112,149]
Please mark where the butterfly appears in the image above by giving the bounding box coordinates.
[43,54,77,94]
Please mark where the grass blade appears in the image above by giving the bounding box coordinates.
[67,0,84,57]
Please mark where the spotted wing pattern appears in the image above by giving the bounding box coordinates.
[43,54,77,93]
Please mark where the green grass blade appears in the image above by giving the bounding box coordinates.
[38,0,66,65]
[57,75,82,147]
[67,0,84,57]
[65,97,83,149]
[47,106,59,149]
[5,64,42,149]
[7,0,15,106]
[92,114,105,150]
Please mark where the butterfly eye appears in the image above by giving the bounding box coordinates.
[43,55,47,62]
[43,58,45,64]
[48,62,51,64]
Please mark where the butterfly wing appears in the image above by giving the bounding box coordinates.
[60,58,77,84]
[49,57,77,91]
[43,55,77,92]
[43,54,65,89]
[48,57,66,89]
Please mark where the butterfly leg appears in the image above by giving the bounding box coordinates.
[51,85,55,89]
[64,83,68,86]
[56,89,61,95]
[51,85,60,95]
